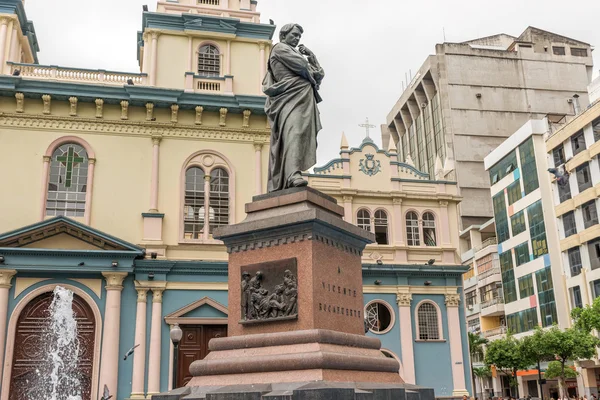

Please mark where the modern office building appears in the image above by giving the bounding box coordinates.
[383,27,594,229]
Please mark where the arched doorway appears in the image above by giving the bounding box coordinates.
[9,291,96,400]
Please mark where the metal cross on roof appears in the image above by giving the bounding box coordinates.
[359,117,376,139]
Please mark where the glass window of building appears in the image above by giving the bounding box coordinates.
[467,318,481,334]
[507,180,522,205]
[489,151,517,185]
[432,94,446,162]
[507,307,538,334]
[576,163,592,192]
[401,134,409,163]
[477,254,495,275]
[536,266,553,292]
[571,48,588,57]
[500,251,517,303]
[593,117,600,142]
[417,302,440,340]
[422,212,437,246]
[553,145,566,166]
[582,200,599,229]
[518,274,535,298]
[183,167,206,239]
[406,212,420,246]
[568,247,583,277]
[571,130,587,156]
[493,192,510,243]
[552,46,566,55]
[365,301,393,333]
[519,137,539,195]
[536,268,557,328]
[563,211,577,237]
[527,201,548,258]
[558,179,572,203]
[465,290,477,307]
[374,210,389,245]
[592,279,600,299]
[46,143,89,217]
[197,44,221,77]
[514,242,530,266]
[480,283,501,303]
[357,209,371,232]
[570,286,583,309]
[588,239,600,271]
[511,211,526,237]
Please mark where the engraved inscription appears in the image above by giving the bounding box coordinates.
[318,280,362,320]
[240,258,298,325]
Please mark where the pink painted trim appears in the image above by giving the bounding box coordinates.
[179,150,237,243]
[447,306,467,393]
[1,284,102,400]
[398,305,415,384]
[44,136,96,158]
[150,141,160,211]
[85,161,95,225]
[147,300,162,394]
[39,158,50,220]
[413,299,444,340]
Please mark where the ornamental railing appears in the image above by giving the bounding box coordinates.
[481,296,504,309]
[9,62,147,86]
[483,326,507,338]
[477,265,501,281]
[473,237,498,253]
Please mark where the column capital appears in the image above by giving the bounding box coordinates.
[151,288,165,303]
[258,42,266,50]
[393,198,403,205]
[136,288,149,303]
[151,31,161,40]
[0,270,17,288]
[396,293,412,307]
[253,142,263,151]
[88,158,97,165]
[343,195,353,203]
[0,17,9,26]
[102,272,128,290]
[445,293,460,307]
[152,136,162,145]
[204,175,212,182]
[43,155,52,162]
[439,200,449,208]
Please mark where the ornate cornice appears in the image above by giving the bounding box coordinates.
[0,114,270,143]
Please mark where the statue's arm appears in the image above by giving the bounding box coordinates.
[273,45,313,81]
[308,54,325,85]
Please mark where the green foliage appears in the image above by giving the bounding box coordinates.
[484,333,530,374]
[469,332,488,359]
[544,361,577,380]
[473,366,492,379]
[520,326,553,364]
[572,296,600,333]
[544,326,600,363]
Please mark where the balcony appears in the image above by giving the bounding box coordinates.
[185,73,233,95]
[9,62,147,86]
[483,326,507,338]
[465,303,480,317]
[480,296,505,317]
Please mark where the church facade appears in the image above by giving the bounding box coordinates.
[0,0,471,399]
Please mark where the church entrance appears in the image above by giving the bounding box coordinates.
[177,324,227,388]
[9,291,96,400]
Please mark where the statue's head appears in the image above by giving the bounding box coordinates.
[279,23,304,48]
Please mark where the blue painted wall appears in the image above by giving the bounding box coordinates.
[364,293,402,360]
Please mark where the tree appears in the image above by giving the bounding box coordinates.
[520,327,555,398]
[484,333,531,398]
[572,296,600,333]
[473,366,492,400]
[545,360,578,399]
[469,332,489,397]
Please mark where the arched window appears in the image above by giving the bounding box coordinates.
[46,143,88,217]
[374,210,389,245]
[406,212,420,246]
[417,302,440,340]
[198,44,220,77]
[423,212,437,246]
[365,300,395,334]
[357,209,371,232]
[184,167,206,239]
[209,168,229,234]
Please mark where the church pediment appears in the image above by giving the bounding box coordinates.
[0,216,144,253]
[165,297,228,324]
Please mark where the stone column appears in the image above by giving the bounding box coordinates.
[8,26,17,66]
[259,42,266,91]
[146,288,165,396]
[187,36,194,72]
[150,137,161,212]
[446,294,468,396]
[392,198,405,245]
[0,18,9,74]
[0,270,16,381]
[84,158,96,225]
[396,293,416,384]
[130,288,148,399]
[40,155,51,220]
[254,143,263,195]
[150,32,159,86]
[142,33,151,74]
[98,272,127,400]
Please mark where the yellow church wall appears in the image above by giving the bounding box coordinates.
[230,41,262,95]
[156,34,189,90]
[21,234,102,250]
[347,145,391,192]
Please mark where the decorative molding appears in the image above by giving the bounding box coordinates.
[439,200,449,208]
[120,100,129,120]
[69,97,78,116]
[171,104,179,123]
[68,278,102,299]
[195,106,204,125]
[0,270,17,289]
[396,293,412,307]
[152,288,165,303]
[43,155,51,162]
[137,288,148,303]
[242,109,251,128]
[165,282,228,291]
[102,272,128,290]
[445,293,461,307]
[219,107,228,127]
[42,94,51,115]
[343,196,353,203]
[14,92,24,113]
[393,198,403,205]
[164,296,228,324]
[94,98,104,118]
[146,102,155,121]
[253,142,263,151]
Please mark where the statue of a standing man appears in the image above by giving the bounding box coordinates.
[263,23,325,192]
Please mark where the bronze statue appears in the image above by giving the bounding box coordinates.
[263,23,325,192]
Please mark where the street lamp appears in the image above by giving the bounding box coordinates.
[170,323,183,388]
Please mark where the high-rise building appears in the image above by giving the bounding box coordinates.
[383,27,594,229]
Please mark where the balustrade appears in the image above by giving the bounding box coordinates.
[9,62,147,86]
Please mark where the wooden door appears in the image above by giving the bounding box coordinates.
[9,291,96,400]
[177,324,227,388]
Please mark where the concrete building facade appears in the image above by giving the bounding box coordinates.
[383,27,594,229]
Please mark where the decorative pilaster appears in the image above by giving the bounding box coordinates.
[243,109,251,128]
[254,142,263,195]
[342,196,353,222]
[445,293,468,396]
[95,98,104,118]
[142,32,151,74]
[42,94,51,115]
[130,288,148,399]
[0,18,9,73]
[85,158,96,225]
[150,136,162,212]
[15,92,24,113]
[98,272,127,400]
[219,108,228,127]
[259,42,266,92]
[203,175,211,240]
[439,200,451,246]
[392,198,405,246]
[120,100,129,120]
[147,288,165,396]
[170,104,179,123]
[195,106,204,125]
[150,32,160,86]
[146,103,155,121]
[396,292,416,384]
[69,97,78,116]
[0,270,16,382]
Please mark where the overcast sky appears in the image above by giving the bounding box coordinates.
[25,0,600,166]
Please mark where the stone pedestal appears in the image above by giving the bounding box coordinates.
[154,187,427,399]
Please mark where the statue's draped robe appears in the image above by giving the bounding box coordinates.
[263,43,324,192]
